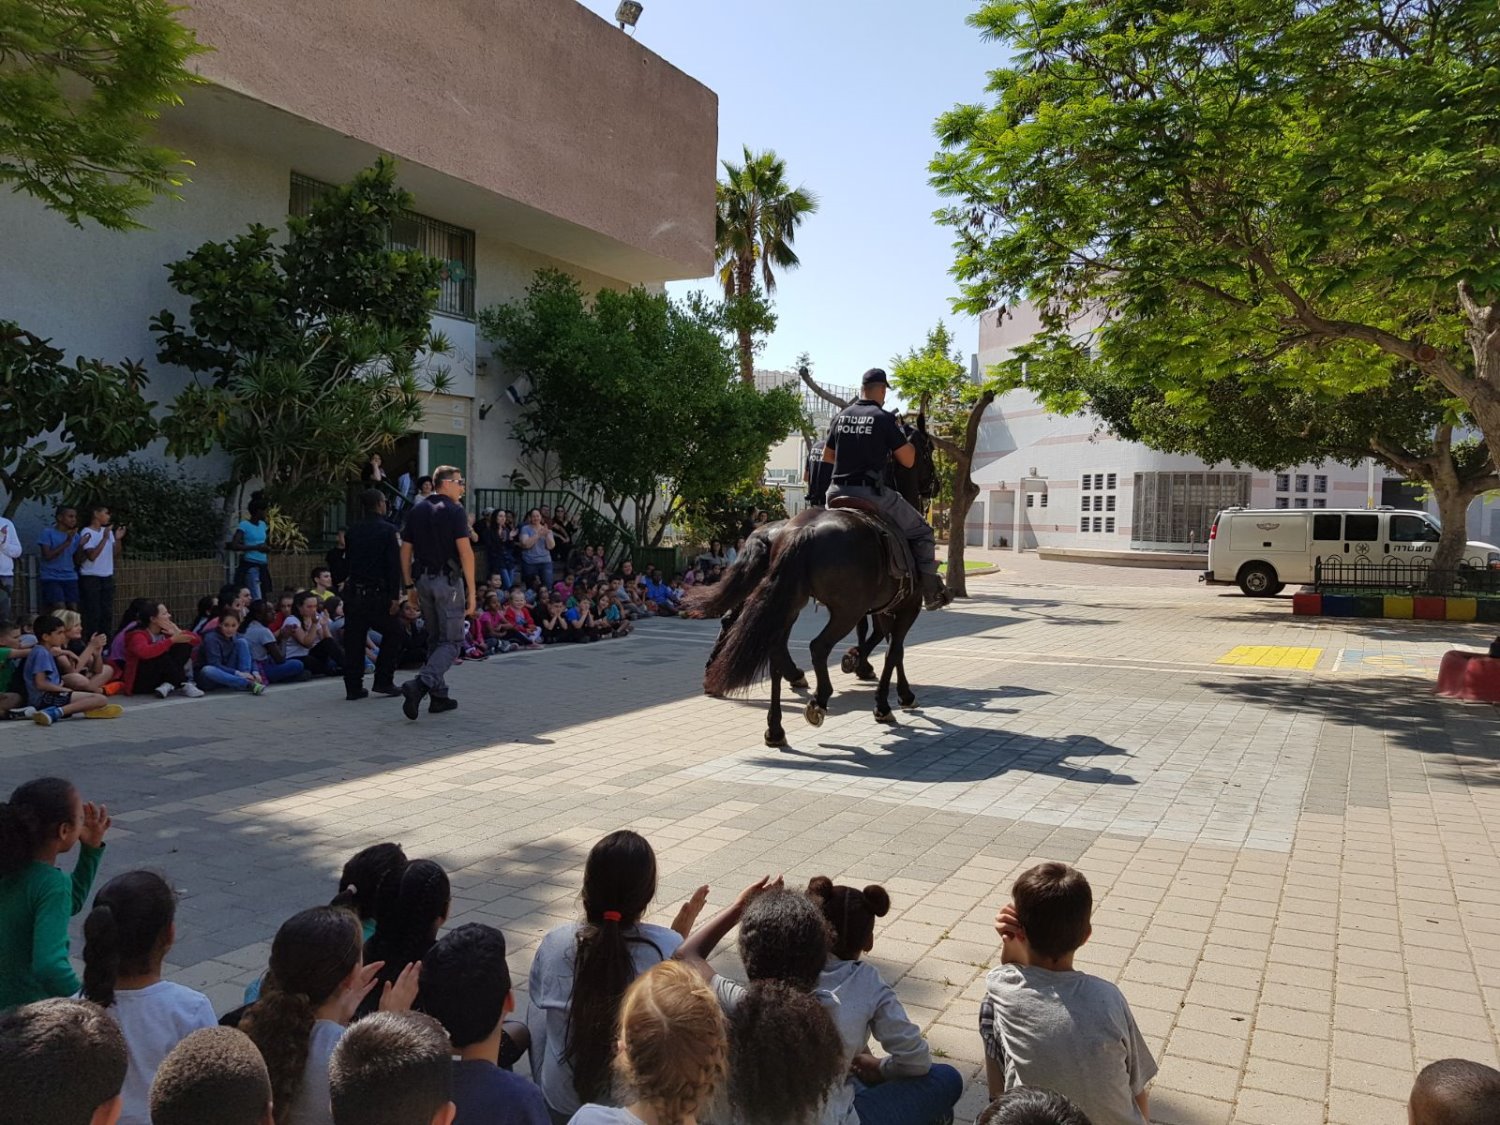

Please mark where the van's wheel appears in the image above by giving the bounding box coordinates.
[1238,563,1279,597]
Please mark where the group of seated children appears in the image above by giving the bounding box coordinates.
[7,774,1500,1125]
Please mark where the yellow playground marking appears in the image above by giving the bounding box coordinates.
[1216,645,1323,670]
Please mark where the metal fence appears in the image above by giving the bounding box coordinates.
[1314,555,1500,597]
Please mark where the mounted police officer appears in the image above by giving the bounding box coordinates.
[822,368,952,610]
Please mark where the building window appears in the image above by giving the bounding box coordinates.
[1275,497,1290,509]
[1106,473,1117,489]
[1295,474,1309,493]
[289,173,476,320]
[1276,473,1291,493]
[1081,496,1091,512]
[1040,493,1048,508]
[1132,471,1253,545]
[1081,473,1093,490]
[1106,495,1116,512]
[1294,498,1308,508]
[1026,494,1035,508]
[1314,475,1328,493]
[1105,517,1116,533]
[1079,471,1118,537]
[1312,498,1326,509]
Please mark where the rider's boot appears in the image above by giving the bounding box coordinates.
[921,571,953,610]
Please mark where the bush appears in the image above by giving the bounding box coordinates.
[66,460,223,558]
[678,479,788,548]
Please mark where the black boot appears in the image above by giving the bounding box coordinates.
[921,572,952,610]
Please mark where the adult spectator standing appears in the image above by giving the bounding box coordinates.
[399,466,474,721]
[0,513,21,622]
[550,504,577,564]
[77,506,124,640]
[343,490,404,702]
[228,497,273,601]
[518,508,556,589]
[36,507,82,612]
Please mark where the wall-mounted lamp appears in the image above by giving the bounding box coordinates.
[615,1,643,32]
[478,401,495,421]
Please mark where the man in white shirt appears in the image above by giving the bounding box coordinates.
[0,515,20,621]
[78,505,126,639]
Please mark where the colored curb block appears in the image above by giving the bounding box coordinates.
[1293,592,1322,616]
[1322,595,1359,617]
[1383,595,1414,619]
[1480,600,1500,624]
[1292,588,1500,623]
[1414,596,1448,620]
[1446,597,1478,622]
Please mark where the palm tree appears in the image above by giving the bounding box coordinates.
[716,146,819,383]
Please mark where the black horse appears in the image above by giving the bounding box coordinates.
[698,417,936,745]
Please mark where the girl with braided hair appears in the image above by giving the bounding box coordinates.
[355,857,449,1018]
[806,877,962,1125]
[81,870,216,1125]
[241,905,419,1125]
[569,960,728,1125]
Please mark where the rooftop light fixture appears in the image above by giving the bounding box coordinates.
[615,1,643,32]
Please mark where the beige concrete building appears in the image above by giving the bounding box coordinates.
[0,0,717,531]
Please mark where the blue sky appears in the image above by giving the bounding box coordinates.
[575,0,1006,387]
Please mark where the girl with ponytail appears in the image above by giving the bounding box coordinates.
[241,905,419,1125]
[806,877,961,1125]
[528,830,708,1122]
[0,776,110,1007]
[570,960,728,1125]
[81,870,216,1125]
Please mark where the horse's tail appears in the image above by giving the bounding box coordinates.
[703,528,811,696]
[683,529,774,618]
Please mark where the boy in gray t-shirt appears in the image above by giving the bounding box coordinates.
[979,862,1157,1125]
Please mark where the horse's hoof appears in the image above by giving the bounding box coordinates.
[788,675,810,692]
[765,731,787,748]
[901,698,919,711]
[874,709,896,724]
[857,669,878,682]
[840,652,857,675]
[804,702,826,727]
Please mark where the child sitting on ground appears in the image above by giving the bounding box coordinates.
[977,1088,1094,1125]
[500,588,543,648]
[0,777,111,1007]
[357,858,449,1019]
[54,611,119,694]
[240,906,418,1125]
[475,593,513,655]
[0,619,34,718]
[570,960,728,1125]
[24,615,124,724]
[1407,1058,1500,1125]
[200,612,268,694]
[980,863,1156,1125]
[0,998,127,1125]
[329,1011,455,1125]
[149,1027,274,1125]
[420,923,549,1124]
[806,876,962,1124]
[81,870,218,1125]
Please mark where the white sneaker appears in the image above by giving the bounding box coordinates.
[178,683,205,698]
[154,683,174,699]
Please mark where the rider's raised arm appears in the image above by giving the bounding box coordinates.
[893,442,916,469]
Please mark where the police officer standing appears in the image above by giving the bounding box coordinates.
[822,368,952,610]
[398,465,476,720]
[341,489,403,701]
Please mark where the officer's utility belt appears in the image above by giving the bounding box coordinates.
[415,561,462,581]
[832,472,882,488]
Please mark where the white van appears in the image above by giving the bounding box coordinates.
[1202,507,1500,596]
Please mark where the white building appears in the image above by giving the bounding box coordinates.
[0,0,716,537]
[966,303,1499,551]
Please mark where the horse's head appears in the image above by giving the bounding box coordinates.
[891,414,938,508]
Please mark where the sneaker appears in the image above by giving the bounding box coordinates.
[103,682,124,696]
[178,682,205,698]
[3,707,36,721]
[250,681,266,696]
[32,706,66,726]
[83,704,123,719]
[429,696,458,715]
[154,683,174,700]
[498,641,515,654]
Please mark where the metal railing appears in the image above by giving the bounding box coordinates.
[1314,555,1500,597]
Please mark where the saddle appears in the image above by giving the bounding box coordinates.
[827,496,918,609]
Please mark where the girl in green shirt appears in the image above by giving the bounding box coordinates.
[0,776,110,1008]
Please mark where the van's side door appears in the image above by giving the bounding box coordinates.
[1385,512,1441,565]
[1311,512,1345,574]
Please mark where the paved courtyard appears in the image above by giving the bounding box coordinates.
[4,552,1498,1124]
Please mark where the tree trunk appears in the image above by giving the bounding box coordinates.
[931,390,996,599]
[735,260,756,385]
[1429,472,1475,577]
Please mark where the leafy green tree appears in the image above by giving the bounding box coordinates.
[155,158,450,524]
[932,0,1500,479]
[64,459,222,558]
[716,146,818,382]
[1076,364,1496,569]
[0,0,204,230]
[0,323,159,518]
[480,271,803,544]
[679,478,789,550]
[889,322,995,597]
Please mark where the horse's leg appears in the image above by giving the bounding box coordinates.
[806,604,864,725]
[704,608,737,694]
[876,604,920,721]
[842,617,869,675]
[856,615,883,681]
[766,650,786,746]
[782,642,809,692]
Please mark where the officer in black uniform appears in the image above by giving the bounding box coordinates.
[341,489,404,701]
[399,465,476,720]
[805,438,833,507]
[823,368,951,609]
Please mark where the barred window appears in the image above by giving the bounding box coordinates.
[290,173,476,320]
[1132,471,1253,544]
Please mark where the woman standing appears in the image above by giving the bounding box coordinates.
[518,508,557,589]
